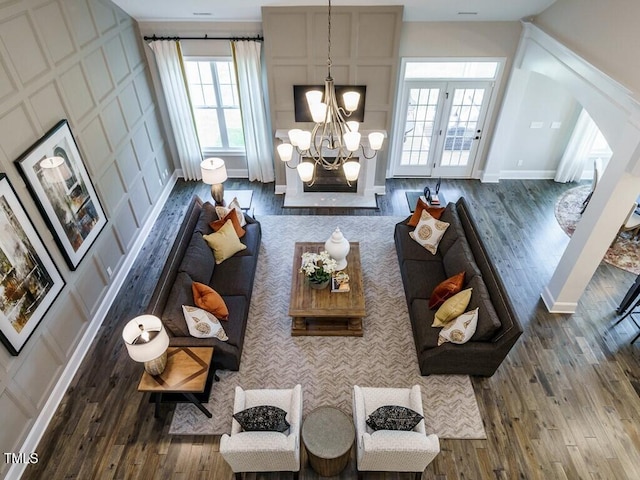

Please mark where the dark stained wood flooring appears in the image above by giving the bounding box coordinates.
[22,178,640,480]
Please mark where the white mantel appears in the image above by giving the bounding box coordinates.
[275,129,385,208]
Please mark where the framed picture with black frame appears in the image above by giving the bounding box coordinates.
[14,119,107,270]
[0,173,65,355]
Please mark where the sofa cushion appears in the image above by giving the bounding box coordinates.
[433,288,472,327]
[438,308,478,346]
[210,209,245,238]
[438,204,465,256]
[400,260,447,302]
[466,276,502,341]
[194,202,219,235]
[410,299,441,351]
[429,271,465,309]
[203,220,247,264]
[409,210,450,255]
[221,295,248,347]
[407,197,445,226]
[210,256,258,298]
[163,271,194,337]
[192,282,229,319]
[395,223,444,262]
[237,222,261,257]
[366,405,424,431]
[178,232,215,284]
[233,405,290,432]
[442,238,482,281]
[182,305,229,340]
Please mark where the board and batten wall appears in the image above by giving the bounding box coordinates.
[262,6,403,189]
[0,0,171,475]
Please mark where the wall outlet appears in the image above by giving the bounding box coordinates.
[551,121,562,129]
[517,159,524,167]
[163,168,168,179]
[530,121,544,129]
[106,266,113,278]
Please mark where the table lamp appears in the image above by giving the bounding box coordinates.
[200,157,228,206]
[122,315,170,375]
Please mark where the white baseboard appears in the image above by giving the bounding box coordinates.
[7,173,179,480]
[373,185,386,195]
[274,184,286,194]
[540,286,578,314]
[499,170,556,180]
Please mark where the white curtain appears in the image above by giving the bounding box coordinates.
[148,40,202,180]
[554,108,600,183]
[232,40,275,183]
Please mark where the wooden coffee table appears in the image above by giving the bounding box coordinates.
[138,346,218,418]
[289,242,365,336]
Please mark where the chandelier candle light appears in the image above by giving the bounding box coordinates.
[277,0,385,186]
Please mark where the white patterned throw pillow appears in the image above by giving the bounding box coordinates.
[409,210,450,254]
[215,197,246,227]
[182,305,229,340]
[438,308,478,346]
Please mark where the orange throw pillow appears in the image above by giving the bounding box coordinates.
[192,282,229,320]
[408,197,445,227]
[429,271,465,309]
[210,210,245,238]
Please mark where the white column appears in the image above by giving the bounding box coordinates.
[541,124,640,312]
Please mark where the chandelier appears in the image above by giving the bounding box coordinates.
[276,0,384,186]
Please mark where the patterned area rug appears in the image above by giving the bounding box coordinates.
[169,215,486,439]
[555,185,640,274]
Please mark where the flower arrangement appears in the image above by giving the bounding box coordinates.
[300,250,338,285]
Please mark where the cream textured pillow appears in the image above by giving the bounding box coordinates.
[203,220,247,264]
[432,288,473,327]
[438,308,478,346]
[215,197,246,227]
[182,305,229,340]
[409,210,450,254]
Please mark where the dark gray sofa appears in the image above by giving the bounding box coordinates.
[394,197,522,376]
[146,195,261,371]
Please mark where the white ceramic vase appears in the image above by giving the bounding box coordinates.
[325,227,350,271]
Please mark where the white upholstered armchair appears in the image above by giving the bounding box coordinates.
[220,384,302,480]
[352,385,440,480]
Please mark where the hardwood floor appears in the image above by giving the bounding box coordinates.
[22,178,640,480]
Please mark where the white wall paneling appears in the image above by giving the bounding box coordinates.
[0,1,172,477]
[262,5,403,190]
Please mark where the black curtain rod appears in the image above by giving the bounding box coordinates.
[144,34,264,42]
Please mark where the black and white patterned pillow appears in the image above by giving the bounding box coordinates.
[233,405,290,432]
[366,405,424,431]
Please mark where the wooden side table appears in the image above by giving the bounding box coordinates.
[302,406,355,476]
[137,346,217,418]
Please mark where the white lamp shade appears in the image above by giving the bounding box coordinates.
[346,121,360,133]
[368,131,385,150]
[40,156,72,184]
[343,131,361,152]
[310,102,328,123]
[200,157,228,185]
[297,131,312,150]
[342,91,360,112]
[305,90,323,106]
[343,161,361,182]
[297,162,315,182]
[277,143,294,162]
[288,128,303,147]
[122,315,169,363]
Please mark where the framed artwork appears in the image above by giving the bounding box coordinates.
[0,174,65,355]
[15,119,107,270]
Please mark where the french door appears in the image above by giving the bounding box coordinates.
[393,81,493,177]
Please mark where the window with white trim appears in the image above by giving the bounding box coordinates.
[184,59,245,153]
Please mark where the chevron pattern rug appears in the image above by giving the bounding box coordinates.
[169,215,486,439]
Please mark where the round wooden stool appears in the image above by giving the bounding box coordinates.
[302,406,355,476]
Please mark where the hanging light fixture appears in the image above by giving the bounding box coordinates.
[277,0,384,186]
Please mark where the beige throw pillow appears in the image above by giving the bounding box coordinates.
[215,197,246,227]
[438,308,478,346]
[409,210,450,255]
[432,288,473,327]
[203,220,246,264]
[182,305,229,340]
